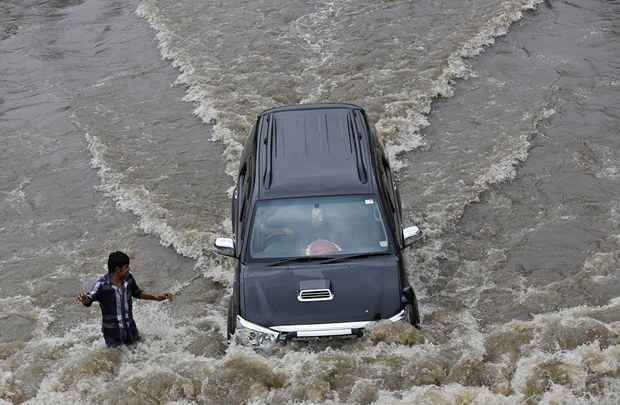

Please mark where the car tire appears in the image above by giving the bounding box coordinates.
[227,296,238,340]
[404,288,421,329]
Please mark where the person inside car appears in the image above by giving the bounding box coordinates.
[304,204,342,256]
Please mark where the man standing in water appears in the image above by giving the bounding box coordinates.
[75,251,172,347]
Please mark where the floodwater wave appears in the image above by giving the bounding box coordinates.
[136,0,544,176]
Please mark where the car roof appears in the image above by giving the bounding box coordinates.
[259,103,364,115]
[255,104,374,199]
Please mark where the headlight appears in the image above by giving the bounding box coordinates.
[234,316,279,346]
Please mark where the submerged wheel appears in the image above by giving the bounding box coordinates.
[404,288,421,329]
[227,296,238,340]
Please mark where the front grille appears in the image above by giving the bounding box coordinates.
[298,288,333,302]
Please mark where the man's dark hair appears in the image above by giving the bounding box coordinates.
[108,251,130,273]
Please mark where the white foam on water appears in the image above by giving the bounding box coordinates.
[407,105,557,304]
[0,296,53,340]
[15,297,225,403]
[0,368,17,403]
[580,240,619,281]
[479,299,620,398]
[84,132,236,303]
[509,231,620,305]
[373,384,523,405]
[137,0,545,179]
[192,254,233,287]
[10,293,619,404]
[471,107,554,211]
[597,166,620,180]
[591,142,620,180]
[293,0,340,104]
[4,178,30,206]
[136,2,246,184]
[510,341,620,404]
[539,383,620,405]
[85,133,211,259]
[382,114,428,172]
[511,349,588,397]
[381,0,545,170]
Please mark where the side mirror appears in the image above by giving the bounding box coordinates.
[214,237,236,258]
[403,226,422,247]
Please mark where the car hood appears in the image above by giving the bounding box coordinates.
[240,256,402,327]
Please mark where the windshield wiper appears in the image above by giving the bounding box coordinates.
[268,256,336,267]
[320,251,389,264]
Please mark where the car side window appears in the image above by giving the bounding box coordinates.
[234,165,247,240]
[237,166,246,217]
[239,158,254,243]
[382,158,396,211]
[376,153,403,244]
[376,154,394,212]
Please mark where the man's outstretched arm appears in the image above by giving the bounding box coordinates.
[138,292,173,301]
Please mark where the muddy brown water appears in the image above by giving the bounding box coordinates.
[1,0,619,403]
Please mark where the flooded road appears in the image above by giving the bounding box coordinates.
[1,0,619,403]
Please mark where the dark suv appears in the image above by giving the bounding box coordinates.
[214,103,422,344]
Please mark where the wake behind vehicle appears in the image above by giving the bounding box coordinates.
[214,103,423,344]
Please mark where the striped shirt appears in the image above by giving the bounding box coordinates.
[83,272,143,347]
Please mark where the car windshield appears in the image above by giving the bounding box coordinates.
[248,195,390,259]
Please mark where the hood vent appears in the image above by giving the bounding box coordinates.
[298,279,334,302]
[298,289,333,302]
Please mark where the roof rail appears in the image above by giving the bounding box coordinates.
[262,114,276,189]
[347,111,368,184]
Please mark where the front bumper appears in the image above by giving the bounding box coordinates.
[237,309,405,341]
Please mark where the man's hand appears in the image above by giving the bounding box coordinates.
[157,292,173,301]
[73,290,90,305]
